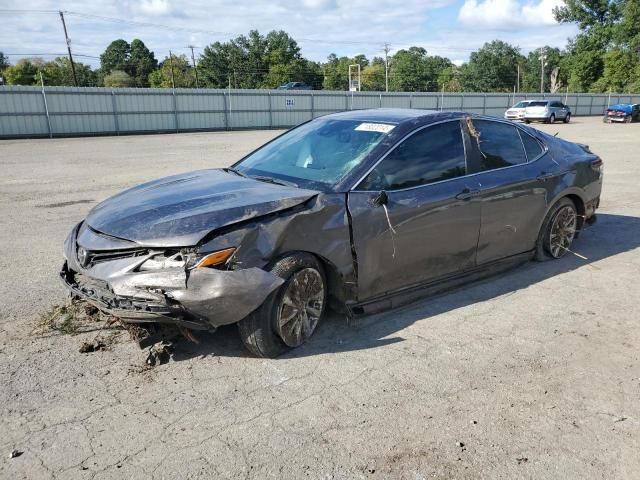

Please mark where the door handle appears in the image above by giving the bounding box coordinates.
[536,171,555,181]
[456,186,480,200]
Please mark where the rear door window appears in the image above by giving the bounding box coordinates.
[466,119,527,172]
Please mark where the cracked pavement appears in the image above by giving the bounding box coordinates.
[1,118,639,479]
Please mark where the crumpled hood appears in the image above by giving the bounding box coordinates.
[86,168,318,247]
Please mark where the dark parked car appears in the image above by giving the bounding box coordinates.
[277,81,312,90]
[603,103,640,123]
[61,109,603,357]
[524,100,571,123]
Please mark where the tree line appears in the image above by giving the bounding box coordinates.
[0,0,638,93]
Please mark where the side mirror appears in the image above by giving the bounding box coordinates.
[371,190,388,207]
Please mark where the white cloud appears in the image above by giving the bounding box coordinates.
[458,0,521,28]
[301,0,337,9]
[458,0,562,28]
[137,0,172,16]
[522,0,563,24]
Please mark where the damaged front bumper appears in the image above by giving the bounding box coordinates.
[60,225,284,330]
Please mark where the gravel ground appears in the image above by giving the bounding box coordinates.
[0,117,639,479]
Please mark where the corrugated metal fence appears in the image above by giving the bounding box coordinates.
[1,86,639,139]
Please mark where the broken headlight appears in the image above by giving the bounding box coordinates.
[138,248,236,271]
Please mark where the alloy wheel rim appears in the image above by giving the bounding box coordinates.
[549,206,577,258]
[276,268,324,347]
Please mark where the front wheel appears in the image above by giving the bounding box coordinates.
[625,115,632,124]
[237,253,327,358]
[535,198,578,261]
[563,113,571,123]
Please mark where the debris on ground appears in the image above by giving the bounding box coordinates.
[145,342,175,366]
[516,457,529,464]
[9,449,23,459]
[79,340,107,353]
[34,298,111,336]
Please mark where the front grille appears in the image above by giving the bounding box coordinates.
[83,248,148,266]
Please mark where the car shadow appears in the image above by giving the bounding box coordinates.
[169,213,640,361]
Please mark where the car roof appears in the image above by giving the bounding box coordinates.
[321,108,458,125]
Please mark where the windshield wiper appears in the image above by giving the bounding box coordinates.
[223,167,248,178]
[251,175,299,188]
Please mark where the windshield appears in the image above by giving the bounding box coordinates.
[513,101,530,108]
[234,118,392,189]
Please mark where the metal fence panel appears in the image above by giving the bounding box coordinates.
[1,86,640,138]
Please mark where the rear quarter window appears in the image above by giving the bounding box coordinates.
[519,130,544,161]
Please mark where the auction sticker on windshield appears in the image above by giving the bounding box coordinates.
[354,123,395,133]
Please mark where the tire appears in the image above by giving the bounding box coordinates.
[563,113,571,123]
[625,115,632,124]
[534,198,578,261]
[525,120,531,124]
[547,114,556,124]
[237,252,327,358]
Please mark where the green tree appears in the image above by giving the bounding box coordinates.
[554,0,622,48]
[460,40,524,92]
[322,54,368,90]
[591,48,636,91]
[0,52,9,75]
[103,70,134,88]
[438,66,462,92]
[361,63,386,91]
[199,30,306,89]
[263,59,322,88]
[39,57,97,87]
[149,54,195,88]
[520,47,565,92]
[389,47,452,92]
[100,39,131,74]
[99,39,157,87]
[129,39,157,87]
[3,58,44,85]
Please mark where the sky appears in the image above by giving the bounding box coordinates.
[1,0,578,67]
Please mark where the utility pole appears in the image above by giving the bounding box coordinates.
[188,45,199,88]
[539,47,547,94]
[58,11,78,87]
[517,64,520,93]
[168,50,176,89]
[384,43,391,92]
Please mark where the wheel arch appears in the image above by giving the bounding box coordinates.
[267,249,351,313]
[541,189,586,237]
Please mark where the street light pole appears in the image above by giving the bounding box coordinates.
[384,43,390,92]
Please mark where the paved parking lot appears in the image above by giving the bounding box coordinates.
[1,117,639,479]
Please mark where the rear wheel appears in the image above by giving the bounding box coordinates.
[535,198,578,261]
[625,115,632,123]
[547,113,556,124]
[237,253,327,358]
[525,120,531,124]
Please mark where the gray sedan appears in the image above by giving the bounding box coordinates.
[61,109,602,357]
